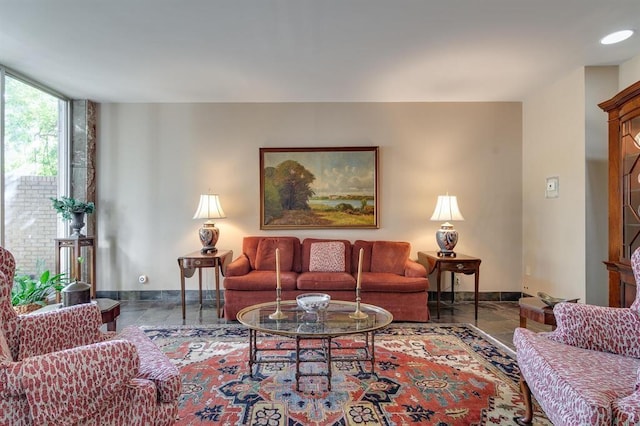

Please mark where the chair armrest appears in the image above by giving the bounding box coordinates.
[17,303,107,360]
[117,326,182,402]
[404,259,427,277]
[549,302,640,358]
[226,254,251,276]
[20,340,139,424]
[613,389,640,423]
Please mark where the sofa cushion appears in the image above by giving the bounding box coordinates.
[0,328,12,362]
[370,241,410,275]
[224,271,299,291]
[255,238,295,271]
[297,271,356,291]
[309,241,346,272]
[359,272,428,292]
[241,236,301,271]
[352,240,373,273]
[242,236,264,270]
[302,238,351,273]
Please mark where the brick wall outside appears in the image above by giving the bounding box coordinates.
[5,175,57,275]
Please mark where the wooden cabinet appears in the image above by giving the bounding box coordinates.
[599,81,640,307]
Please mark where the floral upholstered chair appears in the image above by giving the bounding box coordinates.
[513,247,640,425]
[0,247,182,425]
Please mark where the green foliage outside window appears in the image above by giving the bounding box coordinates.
[4,76,59,177]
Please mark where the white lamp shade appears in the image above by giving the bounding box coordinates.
[193,194,226,220]
[430,195,464,222]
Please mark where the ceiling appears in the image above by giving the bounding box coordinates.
[1,0,639,103]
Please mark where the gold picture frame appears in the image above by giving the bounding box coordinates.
[260,146,379,229]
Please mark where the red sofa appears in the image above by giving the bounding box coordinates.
[223,236,430,321]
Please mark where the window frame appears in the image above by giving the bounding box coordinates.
[0,65,72,245]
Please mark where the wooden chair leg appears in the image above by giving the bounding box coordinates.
[514,374,533,425]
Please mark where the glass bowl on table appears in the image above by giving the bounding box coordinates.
[296,293,330,322]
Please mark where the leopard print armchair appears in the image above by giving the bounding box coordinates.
[513,247,640,425]
[0,246,181,425]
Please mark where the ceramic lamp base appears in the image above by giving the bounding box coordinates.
[435,222,459,256]
[199,222,220,254]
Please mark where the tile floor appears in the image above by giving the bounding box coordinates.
[116,299,551,351]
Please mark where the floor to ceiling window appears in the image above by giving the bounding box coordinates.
[1,68,70,275]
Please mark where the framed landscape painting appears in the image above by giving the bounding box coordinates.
[260,147,379,229]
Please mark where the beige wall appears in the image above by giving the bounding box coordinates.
[585,66,618,305]
[522,60,639,305]
[522,68,588,301]
[97,102,522,296]
[620,55,640,90]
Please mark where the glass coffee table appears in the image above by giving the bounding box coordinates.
[237,300,393,391]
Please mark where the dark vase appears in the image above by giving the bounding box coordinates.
[62,280,91,307]
[70,211,86,238]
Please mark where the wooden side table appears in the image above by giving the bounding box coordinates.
[54,236,96,298]
[417,251,482,320]
[518,297,556,329]
[178,249,233,320]
[518,297,578,330]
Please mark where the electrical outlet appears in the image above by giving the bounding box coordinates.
[546,176,559,198]
[455,277,460,286]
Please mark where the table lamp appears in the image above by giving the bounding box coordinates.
[193,194,226,253]
[430,194,464,257]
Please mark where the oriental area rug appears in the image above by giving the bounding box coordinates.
[143,324,550,425]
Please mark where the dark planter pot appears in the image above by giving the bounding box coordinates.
[70,211,86,238]
[62,280,91,307]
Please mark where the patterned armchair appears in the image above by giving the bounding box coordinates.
[0,247,182,425]
[513,248,640,425]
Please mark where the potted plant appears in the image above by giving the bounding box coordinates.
[11,269,69,315]
[50,196,95,237]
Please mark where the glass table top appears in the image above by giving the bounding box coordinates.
[236,300,393,338]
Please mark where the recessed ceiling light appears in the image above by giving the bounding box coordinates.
[600,30,634,45]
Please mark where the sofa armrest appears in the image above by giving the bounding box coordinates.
[404,259,427,277]
[17,303,107,360]
[20,340,139,424]
[548,302,640,358]
[226,254,251,276]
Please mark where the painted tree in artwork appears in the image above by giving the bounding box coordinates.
[263,166,283,222]
[272,160,315,210]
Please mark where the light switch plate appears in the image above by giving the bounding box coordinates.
[545,176,559,198]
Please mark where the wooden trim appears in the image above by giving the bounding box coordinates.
[600,80,640,307]
[598,80,640,112]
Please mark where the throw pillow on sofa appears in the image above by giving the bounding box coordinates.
[255,238,295,271]
[309,241,346,272]
[370,241,410,275]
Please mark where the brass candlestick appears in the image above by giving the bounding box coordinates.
[269,287,287,320]
[349,288,368,319]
